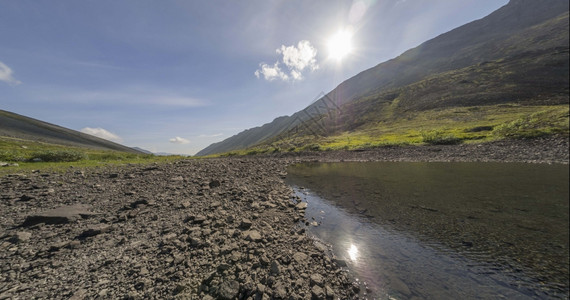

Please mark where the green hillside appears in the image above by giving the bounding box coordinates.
[198,1,569,156]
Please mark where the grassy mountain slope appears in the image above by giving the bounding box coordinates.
[0,110,143,154]
[197,0,569,156]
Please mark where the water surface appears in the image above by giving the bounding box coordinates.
[286,162,569,299]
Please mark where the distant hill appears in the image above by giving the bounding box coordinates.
[131,147,153,155]
[0,110,144,154]
[197,0,569,156]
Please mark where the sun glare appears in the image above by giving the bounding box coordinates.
[327,29,353,61]
[348,244,359,261]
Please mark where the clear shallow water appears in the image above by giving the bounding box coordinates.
[286,162,569,299]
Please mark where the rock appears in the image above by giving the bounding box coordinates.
[22,205,98,227]
[131,199,155,208]
[218,280,239,300]
[310,274,324,287]
[10,232,31,243]
[18,195,35,202]
[311,285,325,300]
[172,284,186,295]
[79,224,112,238]
[333,258,347,267]
[245,230,262,242]
[170,176,184,182]
[270,261,281,275]
[325,285,335,299]
[293,252,308,264]
[273,282,288,299]
[209,180,221,188]
[295,202,308,210]
[314,241,328,253]
[390,277,411,296]
[239,219,252,230]
[193,215,207,224]
[67,240,81,249]
[217,263,231,272]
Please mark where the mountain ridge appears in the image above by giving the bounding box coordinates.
[196,0,569,156]
[0,109,144,154]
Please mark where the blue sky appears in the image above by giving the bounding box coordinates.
[1,0,508,155]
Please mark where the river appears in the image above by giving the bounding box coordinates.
[286,162,569,299]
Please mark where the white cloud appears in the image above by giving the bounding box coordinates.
[169,136,190,144]
[80,127,123,143]
[254,62,288,81]
[0,61,22,85]
[255,40,318,82]
[278,40,319,73]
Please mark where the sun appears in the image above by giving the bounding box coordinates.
[327,29,353,61]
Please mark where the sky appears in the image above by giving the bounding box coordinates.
[0,0,508,155]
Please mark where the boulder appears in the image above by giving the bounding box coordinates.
[10,231,31,243]
[245,230,262,242]
[22,205,98,227]
[218,280,239,300]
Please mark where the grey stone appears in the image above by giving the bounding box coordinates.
[170,176,184,182]
[22,205,98,227]
[193,215,207,224]
[10,231,31,243]
[311,285,325,300]
[390,277,411,296]
[325,285,335,299]
[293,252,308,264]
[79,225,112,238]
[218,280,239,300]
[333,258,347,267]
[270,261,281,275]
[209,180,221,188]
[295,202,308,210]
[239,219,252,230]
[310,274,324,287]
[245,230,262,242]
[273,282,288,299]
[18,195,35,202]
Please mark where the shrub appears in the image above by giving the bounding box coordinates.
[0,151,27,162]
[421,130,462,145]
[30,150,86,162]
[301,143,321,151]
[246,149,261,155]
[492,112,554,138]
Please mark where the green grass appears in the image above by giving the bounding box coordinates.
[0,137,187,175]
[209,104,569,156]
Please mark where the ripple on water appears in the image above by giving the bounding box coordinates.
[287,162,569,299]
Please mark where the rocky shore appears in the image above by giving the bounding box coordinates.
[0,136,568,299]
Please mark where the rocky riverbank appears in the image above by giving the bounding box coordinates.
[0,136,568,299]
[0,159,362,299]
[271,135,569,164]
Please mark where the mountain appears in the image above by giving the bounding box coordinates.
[131,147,154,155]
[0,110,144,154]
[197,0,569,156]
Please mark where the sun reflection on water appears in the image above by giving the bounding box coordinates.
[348,244,359,261]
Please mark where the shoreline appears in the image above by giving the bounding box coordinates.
[266,135,569,165]
[0,136,568,299]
